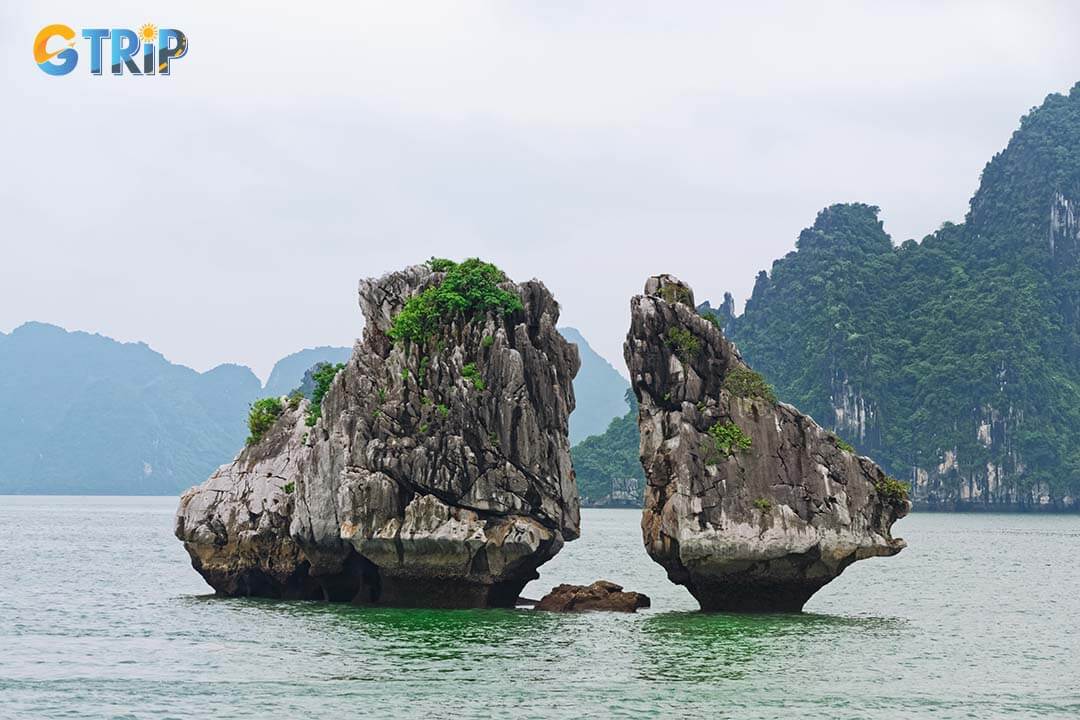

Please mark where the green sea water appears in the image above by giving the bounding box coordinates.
[1,497,1078,718]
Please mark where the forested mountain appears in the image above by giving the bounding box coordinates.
[710,84,1080,509]
[571,390,643,505]
[559,327,629,443]
[573,83,1080,510]
[0,323,348,494]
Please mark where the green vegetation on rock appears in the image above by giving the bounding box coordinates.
[665,327,700,361]
[874,476,911,505]
[722,366,777,405]
[461,362,485,390]
[705,421,752,458]
[306,362,345,427]
[427,257,457,273]
[247,397,284,446]
[264,346,351,398]
[388,258,523,344]
[834,436,856,453]
[660,284,693,306]
[700,311,721,328]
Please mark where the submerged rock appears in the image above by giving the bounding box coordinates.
[176,259,581,608]
[535,580,651,613]
[624,274,909,612]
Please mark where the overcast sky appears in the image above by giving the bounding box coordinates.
[3,2,1080,381]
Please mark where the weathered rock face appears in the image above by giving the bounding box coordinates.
[535,580,651,613]
[176,261,580,608]
[625,274,909,612]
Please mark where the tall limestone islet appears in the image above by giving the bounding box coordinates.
[625,274,910,612]
[175,259,581,608]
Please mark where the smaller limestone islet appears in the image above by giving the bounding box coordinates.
[625,273,910,612]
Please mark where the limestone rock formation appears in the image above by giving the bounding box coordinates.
[535,580,651,613]
[625,274,909,612]
[175,406,326,599]
[176,259,581,608]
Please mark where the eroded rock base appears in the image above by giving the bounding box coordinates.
[680,546,873,612]
[186,544,538,608]
[687,578,825,613]
[185,545,380,602]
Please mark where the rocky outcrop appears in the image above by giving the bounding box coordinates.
[625,274,909,612]
[174,406,332,599]
[535,580,651,613]
[176,260,581,608]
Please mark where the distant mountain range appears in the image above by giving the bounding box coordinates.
[0,322,625,494]
[0,322,348,494]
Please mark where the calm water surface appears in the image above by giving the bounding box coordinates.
[1,497,1078,718]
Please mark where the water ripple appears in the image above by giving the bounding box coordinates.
[1,498,1078,719]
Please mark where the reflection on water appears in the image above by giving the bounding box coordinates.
[182,594,575,669]
[637,611,907,682]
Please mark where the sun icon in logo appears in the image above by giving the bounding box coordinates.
[139,23,157,43]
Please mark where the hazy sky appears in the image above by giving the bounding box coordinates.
[4,2,1080,381]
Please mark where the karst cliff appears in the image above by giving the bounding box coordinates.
[625,274,909,612]
[175,259,580,608]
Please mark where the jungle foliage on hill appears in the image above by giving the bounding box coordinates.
[571,390,644,503]
[715,84,1080,503]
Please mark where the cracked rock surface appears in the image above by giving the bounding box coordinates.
[176,262,580,608]
[625,274,909,612]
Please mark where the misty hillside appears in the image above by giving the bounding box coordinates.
[559,327,629,444]
[0,323,626,494]
[0,323,347,494]
[264,346,354,398]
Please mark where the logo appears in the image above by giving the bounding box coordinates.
[34,24,188,76]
